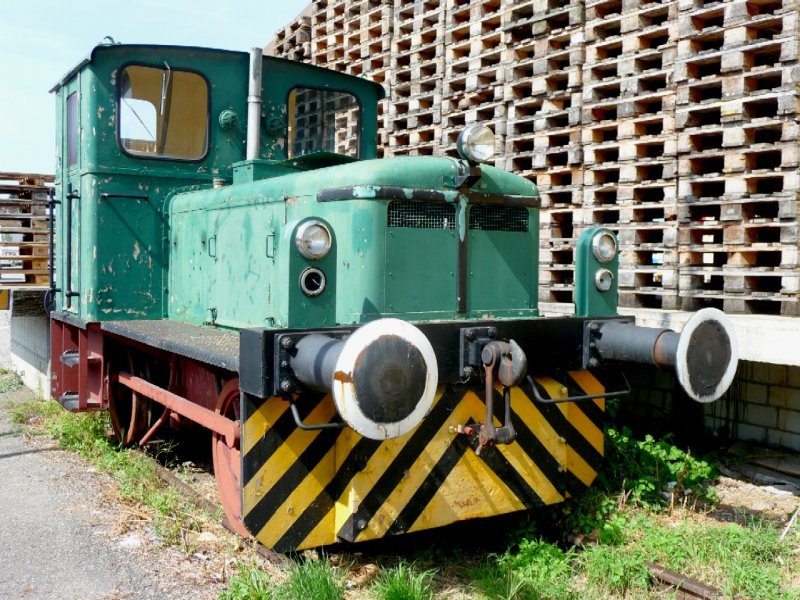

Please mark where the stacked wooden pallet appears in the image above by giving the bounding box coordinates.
[583,0,681,309]
[441,0,506,163]
[0,172,53,288]
[502,0,586,303]
[267,0,800,316]
[387,1,446,156]
[269,8,312,62]
[675,0,799,316]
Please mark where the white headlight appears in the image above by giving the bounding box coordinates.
[295,220,332,260]
[592,231,617,263]
[456,124,495,164]
[595,269,614,292]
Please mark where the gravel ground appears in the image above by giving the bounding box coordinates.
[0,387,225,600]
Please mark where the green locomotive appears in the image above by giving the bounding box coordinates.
[50,44,738,551]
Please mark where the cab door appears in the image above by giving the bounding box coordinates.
[60,77,81,313]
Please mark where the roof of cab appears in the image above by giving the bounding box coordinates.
[50,44,385,100]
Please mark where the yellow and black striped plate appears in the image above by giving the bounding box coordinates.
[241,371,605,551]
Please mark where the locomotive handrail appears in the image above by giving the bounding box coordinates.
[289,402,345,431]
[526,372,631,405]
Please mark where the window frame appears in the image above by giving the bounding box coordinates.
[66,91,79,168]
[115,62,212,163]
[285,85,363,159]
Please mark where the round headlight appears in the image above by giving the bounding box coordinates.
[295,220,332,260]
[456,124,495,164]
[595,269,614,292]
[592,231,617,263]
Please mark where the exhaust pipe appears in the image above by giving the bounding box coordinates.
[290,319,439,440]
[246,47,263,160]
[594,308,739,403]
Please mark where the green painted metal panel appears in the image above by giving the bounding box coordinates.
[575,227,619,317]
[467,228,536,316]
[385,228,458,316]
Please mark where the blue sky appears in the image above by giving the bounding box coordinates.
[0,0,310,174]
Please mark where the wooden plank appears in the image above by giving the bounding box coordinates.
[0,185,52,196]
[0,268,49,275]
[0,227,50,234]
[0,256,50,262]
[0,241,49,248]
[0,199,50,206]
[0,214,51,220]
[0,172,54,182]
[646,563,722,599]
[0,282,49,289]
[0,214,51,221]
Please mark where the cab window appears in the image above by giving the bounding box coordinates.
[287,87,360,158]
[118,65,208,160]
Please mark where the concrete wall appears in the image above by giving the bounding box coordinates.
[621,361,800,452]
[9,316,50,398]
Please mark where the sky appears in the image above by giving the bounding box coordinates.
[0,0,311,174]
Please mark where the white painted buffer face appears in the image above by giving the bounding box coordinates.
[331,318,438,440]
[675,308,739,403]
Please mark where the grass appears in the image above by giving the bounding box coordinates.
[220,562,273,600]
[372,562,436,600]
[0,372,24,394]
[221,556,345,600]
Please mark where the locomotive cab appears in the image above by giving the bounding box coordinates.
[49,44,739,551]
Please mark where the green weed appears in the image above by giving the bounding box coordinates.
[472,539,576,600]
[603,427,718,507]
[580,543,651,595]
[8,399,61,425]
[219,562,273,600]
[276,556,345,600]
[372,562,435,600]
[0,373,23,394]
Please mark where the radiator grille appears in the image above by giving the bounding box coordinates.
[387,201,456,229]
[469,205,529,232]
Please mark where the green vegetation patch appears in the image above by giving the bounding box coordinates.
[372,561,436,600]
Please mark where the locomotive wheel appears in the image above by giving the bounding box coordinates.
[107,351,160,445]
[212,379,248,537]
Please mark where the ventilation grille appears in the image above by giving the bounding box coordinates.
[388,201,456,229]
[469,205,529,232]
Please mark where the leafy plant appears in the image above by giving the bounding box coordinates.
[0,373,23,394]
[579,544,650,596]
[372,561,435,600]
[220,562,273,600]
[602,427,718,507]
[472,539,577,600]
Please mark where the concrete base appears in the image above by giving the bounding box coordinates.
[8,315,50,398]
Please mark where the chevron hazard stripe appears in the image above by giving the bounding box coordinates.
[241,373,605,552]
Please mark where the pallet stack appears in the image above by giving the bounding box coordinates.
[386,1,446,156]
[267,0,800,316]
[583,0,681,309]
[503,0,586,303]
[268,8,312,62]
[0,173,53,288]
[675,0,799,316]
[440,0,506,163]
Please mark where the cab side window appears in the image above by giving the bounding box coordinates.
[287,87,360,158]
[118,65,208,160]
